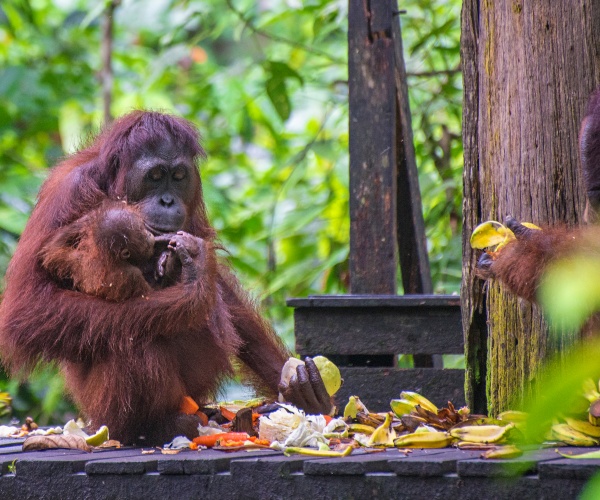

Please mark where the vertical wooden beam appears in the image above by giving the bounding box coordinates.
[392,9,436,368]
[392,13,432,295]
[348,0,398,294]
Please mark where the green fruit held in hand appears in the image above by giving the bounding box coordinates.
[312,356,342,396]
[280,356,342,398]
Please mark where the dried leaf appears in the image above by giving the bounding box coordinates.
[23,434,91,452]
[97,440,121,449]
[160,448,181,455]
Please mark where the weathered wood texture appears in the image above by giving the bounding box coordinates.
[0,439,596,499]
[348,0,431,297]
[289,295,464,410]
[348,0,398,294]
[334,367,465,410]
[392,11,432,295]
[290,295,463,355]
[461,1,600,415]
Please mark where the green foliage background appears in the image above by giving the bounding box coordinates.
[0,0,462,424]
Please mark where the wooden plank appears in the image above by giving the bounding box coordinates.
[391,9,432,295]
[15,449,146,476]
[457,448,562,477]
[288,294,460,308]
[86,455,159,475]
[0,439,24,449]
[388,448,481,476]
[302,450,394,476]
[157,449,277,475]
[348,0,398,294]
[293,305,463,356]
[230,454,328,479]
[333,367,465,411]
[538,447,600,480]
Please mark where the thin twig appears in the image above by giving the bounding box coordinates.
[225,0,345,65]
[406,66,461,78]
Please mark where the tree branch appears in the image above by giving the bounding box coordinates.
[225,0,345,65]
[406,66,461,78]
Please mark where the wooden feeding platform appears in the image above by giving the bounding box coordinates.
[286,1,467,412]
[0,439,596,499]
[288,294,465,410]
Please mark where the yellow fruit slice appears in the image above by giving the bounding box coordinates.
[85,425,109,446]
[313,356,342,396]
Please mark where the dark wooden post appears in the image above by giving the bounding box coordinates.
[348,0,431,296]
[348,0,398,295]
[392,14,432,296]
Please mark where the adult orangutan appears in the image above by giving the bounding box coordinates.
[0,111,332,445]
[477,88,600,304]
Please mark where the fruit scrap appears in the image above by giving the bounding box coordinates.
[400,391,438,414]
[348,424,375,435]
[564,417,600,438]
[469,220,540,253]
[368,413,396,447]
[497,411,528,424]
[192,432,250,448]
[556,449,600,459]
[356,412,385,428]
[551,424,598,446]
[180,396,199,415]
[481,445,523,459]
[219,406,237,421]
[85,425,110,446]
[283,445,353,457]
[343,396,368,419]
[21,417,38,432]
[394,431,453,449]
[449,423,515,444]
[390,399,416,417]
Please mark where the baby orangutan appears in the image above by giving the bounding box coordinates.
[40,201,156,302]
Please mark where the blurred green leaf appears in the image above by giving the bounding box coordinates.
[539,256,600,331]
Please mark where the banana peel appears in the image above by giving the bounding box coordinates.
[400,391,438,414]
[497,411,528,424]
[348,424,375,435]
[284,445,353,457]
[343,396,368,420]
[564,417,600,438]
[390,399,416,417]
[368,413,396,447]
[470,220,540,252]
[394,431,453,449]
[450,423,515,444]
[482,445,523,459]
[551,423,598,446]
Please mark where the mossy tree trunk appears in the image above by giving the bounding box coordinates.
[461,0,600,415]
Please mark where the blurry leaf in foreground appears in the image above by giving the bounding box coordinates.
[522,338,600,443]
[538,256,600,331]
[580,470,600,500]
